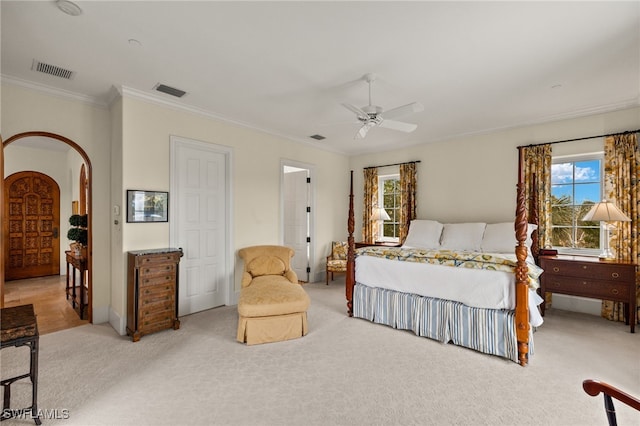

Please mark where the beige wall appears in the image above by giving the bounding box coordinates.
[113,94,349,331]
[2,83,112,323]
[348,107,640,239]
[3,79,638,330]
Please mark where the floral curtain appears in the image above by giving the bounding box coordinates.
[362,167,378,243]
[521,144,552,306]
[602,132,639,324]
[399,163,417,244]
[521,144,553,249]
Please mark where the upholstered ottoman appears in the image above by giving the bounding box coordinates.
[237,246,310,345]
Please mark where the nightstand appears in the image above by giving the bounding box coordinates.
[355,241,401,249]
[539,255,637,333]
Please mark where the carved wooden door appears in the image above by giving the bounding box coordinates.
[4,171,60,280]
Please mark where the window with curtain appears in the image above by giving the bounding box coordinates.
[377,173,400,242]
[551,154,603,255]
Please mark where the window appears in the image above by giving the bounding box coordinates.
[378,174,400,241]
[550,154,603,254]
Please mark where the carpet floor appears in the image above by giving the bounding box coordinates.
[1,278,639,425]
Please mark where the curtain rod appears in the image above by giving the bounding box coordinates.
[363,160,421,170]
[517,129,639,149]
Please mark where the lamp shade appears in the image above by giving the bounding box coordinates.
[582,200,631,222]
[371,207,391,221]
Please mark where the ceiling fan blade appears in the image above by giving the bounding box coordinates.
[382,102,424,119]
[355,121,376,139]
[378,119,418,133]
[342,103,369,120]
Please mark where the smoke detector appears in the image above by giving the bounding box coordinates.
[56,0,82,16]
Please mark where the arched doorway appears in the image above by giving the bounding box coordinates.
[1,131,93,323]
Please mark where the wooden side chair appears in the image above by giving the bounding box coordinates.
[326,241,348,285]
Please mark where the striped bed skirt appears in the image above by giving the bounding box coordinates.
[353,283,534,363]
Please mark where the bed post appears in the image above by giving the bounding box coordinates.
[529,173,539,263]
[515,147,530,366]
[346,170,355,316]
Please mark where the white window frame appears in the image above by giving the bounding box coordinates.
[377,173,400,243]
[551,152,604,256]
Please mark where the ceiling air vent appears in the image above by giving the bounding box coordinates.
[309,134,326,141]
[154,83,186,98]
[31,60,75,79]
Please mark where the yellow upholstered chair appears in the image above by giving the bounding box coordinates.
[326,241,348,285]
[237,245,310,345]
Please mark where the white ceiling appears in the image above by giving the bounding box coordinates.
[2,1,639,155]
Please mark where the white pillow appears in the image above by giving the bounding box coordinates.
[439,223,486,252]
[402,220,444,249]
[481,222,538,253]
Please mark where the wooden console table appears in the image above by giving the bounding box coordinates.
[539,255,637,333]
[65,250,87,320]
[1,304,41,425]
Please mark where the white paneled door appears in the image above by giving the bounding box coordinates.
[171,137,229,316]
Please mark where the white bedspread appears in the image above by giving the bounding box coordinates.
[355,254,544,327]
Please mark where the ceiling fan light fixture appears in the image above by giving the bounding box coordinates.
[342,73,422,139]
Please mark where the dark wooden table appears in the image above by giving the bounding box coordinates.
[66,250,87,319]
[539,255,637,333]
[0,304,41,425]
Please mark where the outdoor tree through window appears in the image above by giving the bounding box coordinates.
[551,157,602,251]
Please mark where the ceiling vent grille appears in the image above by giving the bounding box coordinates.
[31,59,75,79]
[154,83,186,98]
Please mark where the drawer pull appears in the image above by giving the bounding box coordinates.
[582,265,588,270]
[553,267,560,273]
[611,272,619,279]
[611,289,619,295]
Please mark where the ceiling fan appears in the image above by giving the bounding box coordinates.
[342,73,424,139]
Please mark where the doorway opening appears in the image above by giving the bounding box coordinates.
[2,131,93,326]
[281,160,315,283]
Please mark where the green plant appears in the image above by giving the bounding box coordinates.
[69,214,88,228]
[67,214,88,246]
[67,227,88,246]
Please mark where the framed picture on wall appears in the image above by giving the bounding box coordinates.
[126,190,169,223]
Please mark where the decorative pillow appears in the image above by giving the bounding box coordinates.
[247,256,286,277]
[402,220,444,249]
[481,222,538,253]
[439,222,486,252]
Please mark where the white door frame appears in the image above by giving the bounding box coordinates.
[280,159,316,282]
[169,135,236,306]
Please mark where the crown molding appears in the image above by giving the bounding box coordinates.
[1,74,107,108]
[117,85,346,154]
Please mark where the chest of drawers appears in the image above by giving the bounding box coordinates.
[539,255,636,333]
[127,248,182,341]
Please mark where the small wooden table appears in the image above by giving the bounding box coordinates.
[66,250,87,319]
[0,304,41,425]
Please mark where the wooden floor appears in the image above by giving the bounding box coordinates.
[3,275,88,335]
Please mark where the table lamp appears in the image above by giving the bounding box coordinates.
[582,200,631,259]
[371,207,391,242]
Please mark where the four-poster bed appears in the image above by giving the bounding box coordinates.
[345,148,539,366]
